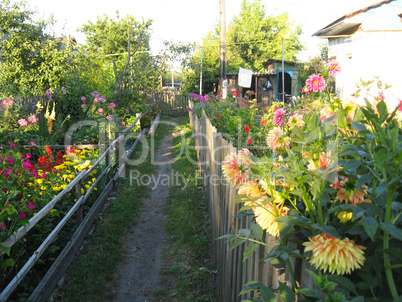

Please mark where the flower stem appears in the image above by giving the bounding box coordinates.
[286,258,298,290]
[383,190,398,299]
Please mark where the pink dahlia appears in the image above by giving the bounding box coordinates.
[273,108,286,127]
[222,149,254,186]
[327,60,341,77]
[18,118,28,127]
[28,115,38,124]
[306,74,326,93]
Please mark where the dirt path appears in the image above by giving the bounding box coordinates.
[107,131,174,302]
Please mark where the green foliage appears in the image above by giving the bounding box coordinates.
[0,1,75,96]
[180,0,303,94]
[79,13,163,109]
[228,0,303,71]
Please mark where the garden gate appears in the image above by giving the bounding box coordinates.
[150,91,189,117]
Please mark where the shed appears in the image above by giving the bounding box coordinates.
[226,59,301,107]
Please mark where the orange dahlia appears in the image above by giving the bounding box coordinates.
[303,233,366,275]
[252,198,289,237]
[222,149,254,186]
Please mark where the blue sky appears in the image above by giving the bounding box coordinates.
[27,0,380,60]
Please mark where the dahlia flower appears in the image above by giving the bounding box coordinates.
[252,198,289,238]
[222,149,253,186]
[287,113,304,129]
[327,60,341,77]
[273,108,286,127]
[303,233,366,275]
[306,74,326,93]
[238,181,262,198]
[266,127,290,150]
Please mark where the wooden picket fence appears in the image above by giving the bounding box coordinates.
[0,106,155,301]
[150,91,189,117]
[188,101,315,302]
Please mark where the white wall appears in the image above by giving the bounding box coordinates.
[329,31,402,110]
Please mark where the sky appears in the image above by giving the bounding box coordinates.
[27,0,382,61]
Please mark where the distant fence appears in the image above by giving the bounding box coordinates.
[150,92,189,117]
[188,101,315,301]
[13,95,50,124]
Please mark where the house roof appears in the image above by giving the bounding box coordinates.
[313,0,395,37]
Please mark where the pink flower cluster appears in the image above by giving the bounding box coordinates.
[190,93,220,104]
[17,114,38,128]
[0,98,14,110]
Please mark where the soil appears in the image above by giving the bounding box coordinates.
[106,130,175,302]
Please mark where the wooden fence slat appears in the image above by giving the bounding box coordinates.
[188,98,314,302]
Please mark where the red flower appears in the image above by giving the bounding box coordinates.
[56,151,65,166]
[247,137,252,144]
[244,126,250,132]
[260,119,267,126]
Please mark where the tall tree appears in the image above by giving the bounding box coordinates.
[180,0,303,94]
[227,0,303,72]
[79,13,162,107]
[0,1,75,97]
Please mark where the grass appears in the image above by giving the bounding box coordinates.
[54,115,216,301]
[156,116,217,302]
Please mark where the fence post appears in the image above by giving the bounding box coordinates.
[75,181,83,224]
[115,130,125,180]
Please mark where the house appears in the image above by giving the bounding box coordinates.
[226,59,301,107]
[313,0,402,108]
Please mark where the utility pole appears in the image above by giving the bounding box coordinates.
[200,45,203,95]
[220,0,227,97]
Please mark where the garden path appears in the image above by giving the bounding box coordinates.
[107,130,175,302]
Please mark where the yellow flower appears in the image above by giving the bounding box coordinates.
[238,181,262,198]
[251,197,289,238]
[303,233,366,275]
[337,211,353,223]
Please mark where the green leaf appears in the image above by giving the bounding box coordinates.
[298,288,321,299]
[342,159,362,171]
[239,228,251,238]
[243,243,259,262]
[251,223,263,241]
[0,243,11,256]
[0,258,14,269]
[278,282,295,302]
[361,216,378,241]
[291,125,305,140]
[381,222,402,241]
[377,101,388,124]
[260,285,276,302]
[232,238,246,249]
[356,174,372,191]
[351,121,366,131]
[328,274,358,295]
[337,107,348,129]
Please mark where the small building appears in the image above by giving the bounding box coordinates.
[313,0,402,108]
[226,59,301,107]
